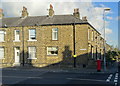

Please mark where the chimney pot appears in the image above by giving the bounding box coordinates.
[73,8,80,19]
[49,4,54,17]
[82,16,87,21]
[21,6,29,18]
[74,8,79,13]
[0,8,4,19]
[50,4,53,9]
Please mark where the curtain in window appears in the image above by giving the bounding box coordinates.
[52,28,58,40]
[47,47,58,55]
[28,47,36,59]
[29,29,36,40]
[0,47,4,59]
[15,30,20,41]
[0,31,4,42]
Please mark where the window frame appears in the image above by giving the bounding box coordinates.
[28,46,37,59]
[91,46,94,59]
[0,47,4,59]
[0,30,5,42]
[47,46,58,56]
[14,30,20,42]
[28,29,37,41]
[52,28,58,40]
[91,30,94,41]
[88,29,90,40]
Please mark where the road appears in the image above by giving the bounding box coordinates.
[1,68,119,86]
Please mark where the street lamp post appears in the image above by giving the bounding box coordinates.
[103,8,110,71]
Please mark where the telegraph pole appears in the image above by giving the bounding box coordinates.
[22,26,24,67]
[73,23,76,68]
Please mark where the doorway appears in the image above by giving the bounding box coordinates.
[14,47,20,66]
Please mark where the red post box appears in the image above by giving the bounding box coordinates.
[97,59,101,72]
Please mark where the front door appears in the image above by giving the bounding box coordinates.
[14,47,20,65]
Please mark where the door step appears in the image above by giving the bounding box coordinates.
[13,63,20,66]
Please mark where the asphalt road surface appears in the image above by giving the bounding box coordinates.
[1,68,119,86]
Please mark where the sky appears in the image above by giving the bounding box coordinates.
[0,0,119,48]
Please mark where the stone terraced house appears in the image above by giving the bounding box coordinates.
[0,5,110,68]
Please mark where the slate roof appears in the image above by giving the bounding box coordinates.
[0,15,101,34]
[0,15,88,27]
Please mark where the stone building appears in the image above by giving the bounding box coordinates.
[0,5,110,68]
[106,43,112,52]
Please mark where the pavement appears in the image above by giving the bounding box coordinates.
[0,62,119,86]
[1,62,118,74]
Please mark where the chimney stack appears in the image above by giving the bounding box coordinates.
[82,16,87,21]
[49,4,54,17]
[73,8,80,19]
[0,8,4,19]
[21,6,29,18]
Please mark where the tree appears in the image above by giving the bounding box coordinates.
[106,50,113,62]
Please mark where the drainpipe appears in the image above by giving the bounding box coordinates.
[22,26,24,66]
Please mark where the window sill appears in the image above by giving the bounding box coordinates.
[13,40,20,42]
[0,41,5,42]
[47,55,58,56]
[52,39,58,41]
[27,58,37,59]
[27,40,37,42]
[0,58,5,59]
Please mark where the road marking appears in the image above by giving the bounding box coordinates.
[1,76,43,84]
[106,79,110,82]
[1,76,43,79]
[106,74,113,82]
[0,76,25,78]
[114,79,117,82]
[113,73,119,86]
[115,83,117,86]
[110,74,113,77]
[115,77,118,80]
[27,76,42,79]
[108,76,111,79]
[67,78,105,82]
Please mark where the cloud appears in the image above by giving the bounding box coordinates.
[99,4,105,7]
[1,0,112,42]
[105,28,112,34]
[106,16,113,20]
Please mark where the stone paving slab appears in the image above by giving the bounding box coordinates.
[1,66,118,74]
